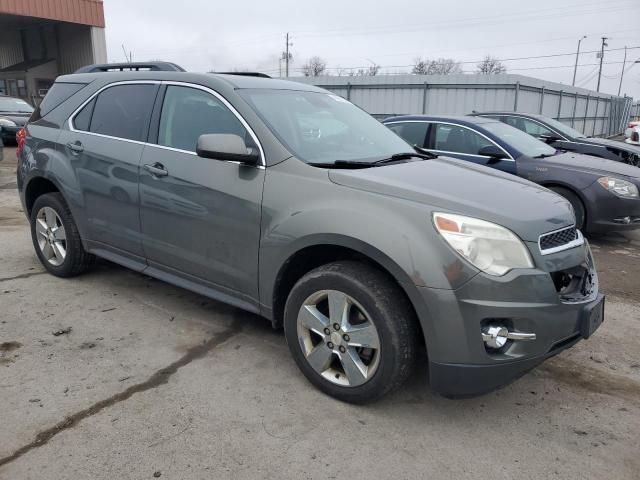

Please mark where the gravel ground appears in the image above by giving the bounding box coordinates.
[1,146,639,479]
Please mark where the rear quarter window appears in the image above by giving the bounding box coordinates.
[31,83,87,121]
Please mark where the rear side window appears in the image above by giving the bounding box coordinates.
[39,83,86,117]
[387,122,429,147]
[87,84,158,142]
[73,98,95,131]
[157,85,248,152]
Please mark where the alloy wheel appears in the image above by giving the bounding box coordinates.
[35,206,67,266]
[296,289,381,387]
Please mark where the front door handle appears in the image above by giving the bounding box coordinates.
[143,162,168,177]
[66,141,84,154]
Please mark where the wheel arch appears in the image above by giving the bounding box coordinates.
[24,176,62,216]
[539,181,588,226]
[267,236,427,348]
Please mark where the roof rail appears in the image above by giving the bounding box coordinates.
[214,72,272,78]
[74,62,186,74]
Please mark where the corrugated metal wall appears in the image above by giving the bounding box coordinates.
[56,23,98,74]
[292,74,633,137]
[0,0,105,27]
[0,27,22,67]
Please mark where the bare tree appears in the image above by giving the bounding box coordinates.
[412,57,462,75]
[302,56,327,77]
[476,55,506,74]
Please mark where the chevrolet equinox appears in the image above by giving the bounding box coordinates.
[17,63,604,403]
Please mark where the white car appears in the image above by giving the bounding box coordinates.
[625,121,640,145]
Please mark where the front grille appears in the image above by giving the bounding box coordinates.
[539,225,579,254]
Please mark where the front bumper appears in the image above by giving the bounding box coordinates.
[582,181,640,232]
[0,125,20,143]
[415,241,604,396]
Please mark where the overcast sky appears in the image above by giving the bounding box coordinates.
[103,0,640,98]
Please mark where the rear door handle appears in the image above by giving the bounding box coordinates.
[66,141,84,153]
[143,162,168,177]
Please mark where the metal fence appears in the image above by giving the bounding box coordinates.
[631,102,640,121]
[291,73,634,137]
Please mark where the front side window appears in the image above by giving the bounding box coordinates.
[433,124,494,155]
[87,84,158,142]
[387,122,429,148]
[501,116,554,137]
[239,89,411,165]
[158,86,249,152]
[537,116,586,139]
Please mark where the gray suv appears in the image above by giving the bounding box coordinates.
[17,63,604,403]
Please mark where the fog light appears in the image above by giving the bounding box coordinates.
[482,326,509,348]
[482,325,536,349]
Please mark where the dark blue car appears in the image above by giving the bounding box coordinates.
[384,115,640,233]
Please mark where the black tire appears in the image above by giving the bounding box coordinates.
[284,261,418,403]
[30,192,95,277]
[549,186,586,231]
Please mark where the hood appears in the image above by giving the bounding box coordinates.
[580,136,640,155]
[0,113,30,127]
[328,157,574,241]
[545,152,640,179]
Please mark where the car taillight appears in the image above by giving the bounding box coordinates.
[16,128,27,156]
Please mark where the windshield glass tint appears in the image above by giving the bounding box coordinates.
[0,97,33,113]
[539,117,587,138]
[482,121,556,157]
[239,89,411,164]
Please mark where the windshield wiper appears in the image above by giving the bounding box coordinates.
[312,160,375,169]
[311,149,437,169]
[373,151,437,165]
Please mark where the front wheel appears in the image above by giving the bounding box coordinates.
[284,261,418,403]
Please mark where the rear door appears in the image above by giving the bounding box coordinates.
[57,82,159,261]
[427,122,516,173]
[138,83,265,301]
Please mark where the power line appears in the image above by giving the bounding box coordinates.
[292,1,636,39]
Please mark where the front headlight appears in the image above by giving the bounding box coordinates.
[597,176,639,198]
[0,118,17,127]
[433,212,534,276]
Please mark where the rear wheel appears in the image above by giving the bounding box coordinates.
[549,187,586,231]
[30,193,95,277]
[284,261,418,403]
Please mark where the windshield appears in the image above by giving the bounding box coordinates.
[239,89,411,164]
[540,116,587,139]
[0,97,33,113]
[482,121,556,158]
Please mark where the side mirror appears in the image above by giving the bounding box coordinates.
[196,134,260,166]
[478,145,508,160]
[538,134,561,144]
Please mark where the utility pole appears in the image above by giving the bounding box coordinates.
[596,36,608,92]
[618,46,627,96]
[282,33,293,77]
[572,35,587,86]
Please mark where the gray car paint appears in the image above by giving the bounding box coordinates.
[17,71,603,396]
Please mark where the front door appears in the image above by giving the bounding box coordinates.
[139,84,265,300]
